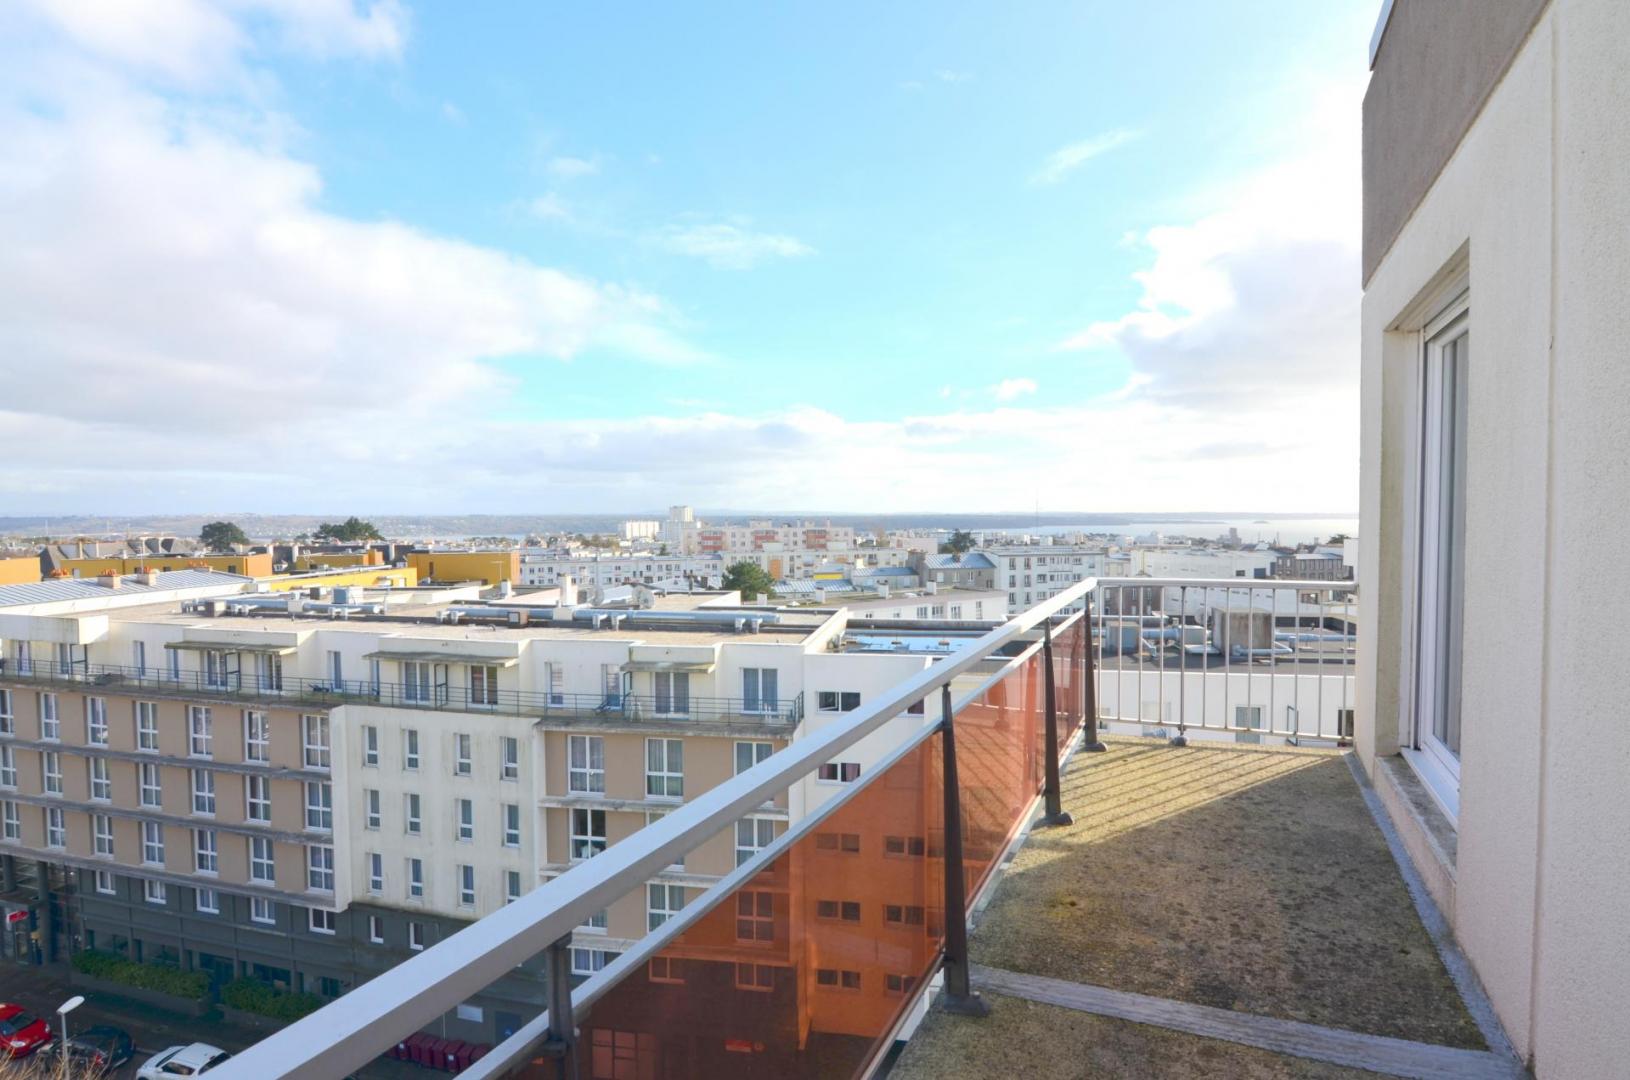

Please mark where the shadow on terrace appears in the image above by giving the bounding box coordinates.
[890,738,1519,1080]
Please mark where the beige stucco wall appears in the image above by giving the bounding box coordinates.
[1360,3,1630,1074]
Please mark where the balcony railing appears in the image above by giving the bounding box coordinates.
[210,578,1354,1080]
[0,660,802,727]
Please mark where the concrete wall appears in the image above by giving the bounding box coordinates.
[1359,3,1630,1073]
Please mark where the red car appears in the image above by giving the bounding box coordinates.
[0,1003,51,1058]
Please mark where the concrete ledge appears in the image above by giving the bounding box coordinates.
[1375,755,1458,927]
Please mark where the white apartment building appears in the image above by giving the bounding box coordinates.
[984,546,1108,614]
[517,550,726,591]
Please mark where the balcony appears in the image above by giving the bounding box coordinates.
[0,660,802,730]
[209,579,1518,1080]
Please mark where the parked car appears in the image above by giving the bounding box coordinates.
[136,1042,232,1078]
[54,1024,136,1075]
[0,1003,51,1058]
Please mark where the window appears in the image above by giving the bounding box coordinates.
[580,908,607,932]
[307,845,335,892]
[88,759,110,801]
[816,899,861,923]
[39,693,58,740]
[735,963,775,992]
[365,789,381,830]
[142,821,164,865]
[136,702,159,752]
[167,647,180,681]
[194,828,218,874]
[817,691,860,713]
[246,774,270,822]
[402,662,435,704]
[192,769,216,815]
[645,738,683,799]
[302,715,330,769]
[816,968,861,991]
[883,835,926,858]
[250,897,276,925]
[568,735,604,794]
[408,921,426,951]
[0,691,9,735]
[653,672,689,716]
[45,806,65,848]
[0,801,16,840]
[0,748,12,790]
[132,641,146,677]
[327,650,344,688]
[648,956,683,984]
[143,879,167,905]
[139,762,161,807]
[570,808,606,861]
[458,864,475,907]
[368,852,384,893]
[456,1003,484,1023]
[1412,303,1469,813]
[87,868,114,894]
[647,883,686,931]
[367,915,384,944]
[546,663,564,706]
[735,817,776,867]
[469,665,499,707]
[407,857,424,899]
[734,741,773,774]
[304,781,332,831]
[570,948,613,975]
[500,736,519,780]
[93,814,113,857]
[362,725,379,767]
[817,762,861,783]
[249,837,274,883]
[195,887,219,914]
[506,870,523,904]
[403,728,420,771]
[503,802,521,847]
[453,733,472,776]
[741,668,778,713]
[885,904,926,927]
[309,907,336,935]
[86,697,107,744]
[243,710,269,762]
[735,891,774,942]
[41,751,62,795]
[255,653,282,692]
[188,706,212,757]
[815,831,861,854]
[404,793,421,834]
[885,973,919,996]
[456,798,474,841]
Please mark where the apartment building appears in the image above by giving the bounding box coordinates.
[1359,1,1630,1074]
[517,551,726,591]
[984,546,1107,613]
[672,519,859,559]
[0,569,986,1047]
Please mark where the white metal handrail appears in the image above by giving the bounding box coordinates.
[216,578,1102,1079]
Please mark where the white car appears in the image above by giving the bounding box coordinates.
[136,1042,232,1079]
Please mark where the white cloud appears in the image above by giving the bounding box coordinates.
[525,193,573,222]
[993,378,1037,401]
[935,70,971,83]
[1030,130,1139,186]
[653,222,813,270]
[546,155,599,179]
[1057,78,1362,409]
[440,101,465,124]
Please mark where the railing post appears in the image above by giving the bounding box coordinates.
[1083,601,1107,752]
[539,934,579,1080]
[1037,623,1073,828]
[938,684,989,1016]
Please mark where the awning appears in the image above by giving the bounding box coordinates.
[164,641,297,656]
[364,650,519,668]
[619,660,717,675]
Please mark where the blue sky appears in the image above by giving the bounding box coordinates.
[0,1,1374,515]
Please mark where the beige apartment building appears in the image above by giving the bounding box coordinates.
[0,569,974,1045]
[1359,1,1630,1075]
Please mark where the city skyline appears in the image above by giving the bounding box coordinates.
[0,0,1371,514]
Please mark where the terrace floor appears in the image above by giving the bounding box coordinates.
[890,738,1525,1079]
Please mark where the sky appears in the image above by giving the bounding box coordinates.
[0,0,1375,516]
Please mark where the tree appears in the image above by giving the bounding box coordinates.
[722,560,776,600]
[200,521,250,553]
[938,529,976,556]
[314,517,383,542]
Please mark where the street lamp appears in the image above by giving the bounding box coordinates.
[55,995,84,1055]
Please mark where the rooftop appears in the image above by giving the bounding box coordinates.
[891,739,1516,1080]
